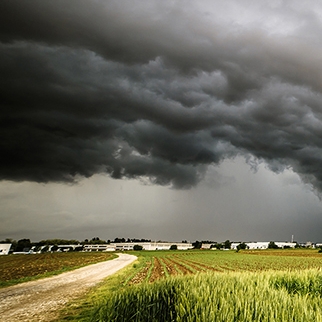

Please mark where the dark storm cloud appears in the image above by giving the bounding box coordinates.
[2,1,322,189]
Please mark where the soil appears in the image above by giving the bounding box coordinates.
[149,257,165,282]
[179,258,222,272]
[165,258,194,275]
[162,257,179,276]
[130,260,152,284]
[0,252,115,282]
[0,253,136,322]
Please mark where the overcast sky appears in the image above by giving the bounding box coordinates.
[1,0,322,243]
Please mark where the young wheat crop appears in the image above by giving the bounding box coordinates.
[92,269,322,322]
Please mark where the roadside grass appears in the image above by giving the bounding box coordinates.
[54,255,143,322]
[0,252,117,288]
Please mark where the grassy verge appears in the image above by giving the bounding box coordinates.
[54,255,143,322]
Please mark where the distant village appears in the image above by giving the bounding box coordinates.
[1,237,321,255]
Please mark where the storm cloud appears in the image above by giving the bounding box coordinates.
[2,1,322,190]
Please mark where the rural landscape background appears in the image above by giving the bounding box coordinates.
[3,1,322,321]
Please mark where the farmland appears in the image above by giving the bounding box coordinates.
[0,252,116,288]
[125,249,322,284]
[54,249,322,321]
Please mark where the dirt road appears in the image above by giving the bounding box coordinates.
[0,253,137,322]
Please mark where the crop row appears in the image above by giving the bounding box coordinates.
[128,249,322,285]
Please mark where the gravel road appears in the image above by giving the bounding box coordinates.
[0,253,137,322]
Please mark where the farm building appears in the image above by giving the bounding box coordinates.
[83,242,193,251]
[83,244,116,252]
[0,243,12,255]
[201,243,213,249]
[231,242,297,250]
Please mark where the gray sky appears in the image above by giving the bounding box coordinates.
[1,0,322,243]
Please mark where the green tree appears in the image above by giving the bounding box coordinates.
[224,240,231,249]
[268,241,279,249]
[133,244,143,251]
[170,245,177,250]
[236,242,248,252]
[192,241,202,249]
[16,239,31,252]
[213,243,222,250]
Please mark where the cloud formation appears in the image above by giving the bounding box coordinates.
[1,1,322,189]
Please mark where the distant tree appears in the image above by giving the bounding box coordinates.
[80,238,106,244]
[236,242,248,252]
[16,239,31,252]
[192,241,202,249]
[268,241,279,249]
[37,239,80,246]
[201,240,216,244]
[0,238,14,243]
[224,240,231,249]
[114,237,126,243]
[212,243,222,249]
[170,245,177,250]
[133,244,143,251]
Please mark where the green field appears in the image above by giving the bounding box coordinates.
[53,249,322,321]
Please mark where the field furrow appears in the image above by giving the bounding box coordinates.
[149,257,166,282]
[129,260,152,284]
[164,258,196,275]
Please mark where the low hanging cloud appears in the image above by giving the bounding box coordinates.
[1,1,322,189]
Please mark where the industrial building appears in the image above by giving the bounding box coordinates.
[83,242,193,251]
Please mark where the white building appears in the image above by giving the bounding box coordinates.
[83,244,116,252]
[201,243,213,249]
[83,242,193,252]
[0,243,12,255]
[231,241,297,250]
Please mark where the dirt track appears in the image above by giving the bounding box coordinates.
[0,253,137,322]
